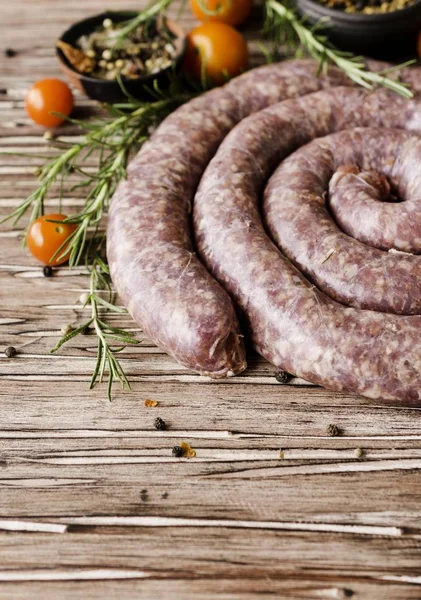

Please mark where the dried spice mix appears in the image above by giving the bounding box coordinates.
[58,16,178,81]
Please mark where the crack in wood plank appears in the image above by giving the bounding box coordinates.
[206,458,421,478]
[0,569,152,582]
[0,517,403,537]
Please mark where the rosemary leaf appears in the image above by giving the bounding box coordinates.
[93,295,127,313]
[90,340,103,390]
[50,320,94,353]
[98,323,136,336]
[103,333,138,344]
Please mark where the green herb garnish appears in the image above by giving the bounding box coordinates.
[265,0,415,98]
[50,254,138,401]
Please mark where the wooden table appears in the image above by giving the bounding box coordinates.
[1,1,421,598]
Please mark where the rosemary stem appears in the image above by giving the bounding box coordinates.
[266,0,413,99]
[90,271,103,342]
[114,0,173,44]
[89,265,111,385]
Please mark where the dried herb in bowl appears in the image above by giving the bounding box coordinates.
[57,15,178,81]
[316,0,416,14]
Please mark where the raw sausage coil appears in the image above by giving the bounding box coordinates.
[107,59,421,403]
[107,60,352,377]
[264,125,421,312]
[194,125,421,403]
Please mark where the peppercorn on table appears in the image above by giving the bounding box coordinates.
[1,1,421,599]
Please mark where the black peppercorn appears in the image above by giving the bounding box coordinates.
[4,346,17,358]
[275,370,291,384]
[154,417,166,431]
[43,265,53,278]
[172,445,183,457]
[4,48,17,58]
[0,88,7,95]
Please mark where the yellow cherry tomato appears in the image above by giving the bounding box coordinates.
[184,22,249,84]
[26,214,77,265]
[189,0,253,26]
[25,79,74,128]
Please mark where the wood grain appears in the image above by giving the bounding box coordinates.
[1,1,421,598]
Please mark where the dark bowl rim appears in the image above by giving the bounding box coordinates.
[297,0,421,21]
[56,10,186,86]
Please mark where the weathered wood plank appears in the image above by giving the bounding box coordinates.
[0,528,420,574]
[0,379,420,527]
[1,378,421,432]
[0,460,420,525]
[1,579,421,600]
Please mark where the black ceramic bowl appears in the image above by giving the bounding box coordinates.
[296,0,421,59]
[56,11,186,104]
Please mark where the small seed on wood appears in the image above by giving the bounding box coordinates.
[4,346,17,358]
[172,446,183,457]
[60,324,74,336]
[180,441,196,458]
[145,399,158,408]
[275,370,291,384]
[43,131,54,142]
[327,424,341,437]
[154,417,166,431]
[43,265,53,278]
[354,447,364,459]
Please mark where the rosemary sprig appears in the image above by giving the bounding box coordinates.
[265,0,414,98]
[50,255,138,401]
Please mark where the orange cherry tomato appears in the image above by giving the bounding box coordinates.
[25,79,74,128]
[189,0,253,26]
[26,214,77,266]
[184,22,248,84]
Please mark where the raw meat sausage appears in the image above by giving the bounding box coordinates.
[195,87,421,316]
[107,60,354,377]
[264,127,421,311]
[107,58,421,402]
[194,119,421,402]
[328,161,421,254]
